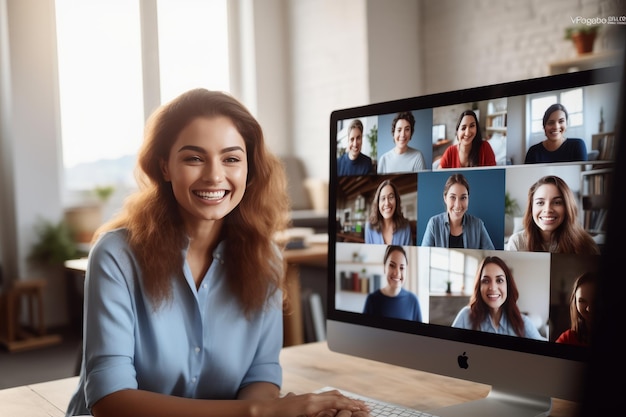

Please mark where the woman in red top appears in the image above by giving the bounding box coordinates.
[438,110,496,169]
[556,272,596,346]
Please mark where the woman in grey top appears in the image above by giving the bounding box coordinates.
[421,173,494,249]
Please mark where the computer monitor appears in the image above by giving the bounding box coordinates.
[327,66,622,416]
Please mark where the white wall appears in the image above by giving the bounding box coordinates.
[1,0,67,325]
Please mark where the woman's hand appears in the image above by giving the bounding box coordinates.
[265,390,370,417]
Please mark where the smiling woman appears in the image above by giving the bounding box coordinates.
[64,89,370,417]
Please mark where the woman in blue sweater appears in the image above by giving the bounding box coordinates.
[363,245,422,322]
[421,173,494,249]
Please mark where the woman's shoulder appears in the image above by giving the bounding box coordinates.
[443,143,458,154]
[89,228,135,262]
[506,230,526,250]
[92,228,129,250]
[429,212,447,223]
[565,138,587,148]
[566,137,585,144]
[397,288,417,299]
[464,212,483,223]
[455,305,471,318]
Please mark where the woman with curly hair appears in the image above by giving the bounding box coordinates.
[452,256,545,340]
[376,111,426,173]
[506,175,600,254]
[65,89,368,417]
[364,179,412,245]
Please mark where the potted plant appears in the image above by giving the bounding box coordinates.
[504,192,521,236]
[93,185,115,203]
[64,184,116,244]
[28,218,79,266]
[367,125,378,162]
[564,25,600,55]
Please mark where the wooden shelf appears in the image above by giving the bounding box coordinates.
[549,50,622,74]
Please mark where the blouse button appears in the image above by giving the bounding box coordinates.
[194,346,201,354]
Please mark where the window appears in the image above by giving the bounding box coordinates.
[429,248,478,294]
[55,0,144,191]
[529,88,583,133]
[55,0,230,195]
[156,0,230,103]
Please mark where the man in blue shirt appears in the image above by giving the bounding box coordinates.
[337,119,374,176]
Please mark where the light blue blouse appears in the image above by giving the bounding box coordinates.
[364,222,412,245]
[451,306,546,340]
[65,229,283,416]
[420,212,495,249]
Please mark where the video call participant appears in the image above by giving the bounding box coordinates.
[337,118,374,176]
[420,173,495,249]
[365,179,413,245]
[524,103,588,164]
[377,111,426,173]
[363,245,422,322]
[438,110,496,169]
[64,89,368,417]
[556,272,596,346]
[451,256,546,340]
[506,175,600,254]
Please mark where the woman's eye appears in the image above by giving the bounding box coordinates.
[184,155,203,163]
[224,156,241,163]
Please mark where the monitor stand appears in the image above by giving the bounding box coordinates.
[431,389,552,417]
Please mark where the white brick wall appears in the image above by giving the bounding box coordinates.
[286,0,623,180]
[421,0,620,93]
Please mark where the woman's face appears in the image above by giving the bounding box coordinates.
[544,110,567,141]
[378,184,397,220]
[456,115,477,146]
[575,281,594,324]
[161,116,248,228]
[479,262,507,312]
[347,127,363,160]
[384,249,407,293]
[444,183,468,222]
[531,183,565,235]
[393,118,412,152]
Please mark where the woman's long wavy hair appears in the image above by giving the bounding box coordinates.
[368,179,409,233]
[93,89,291,316]
[522,175,599,254]
[468,256,525,337]
[455,110,483,167]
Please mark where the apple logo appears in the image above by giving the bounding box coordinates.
[457,352,469,369]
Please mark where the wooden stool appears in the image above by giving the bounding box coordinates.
[0,278,62,352]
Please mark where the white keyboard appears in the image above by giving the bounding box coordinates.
[316,386,439,417]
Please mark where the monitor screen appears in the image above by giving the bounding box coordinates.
[327,66,621,416]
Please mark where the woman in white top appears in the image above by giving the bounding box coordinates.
[377,111,426,173]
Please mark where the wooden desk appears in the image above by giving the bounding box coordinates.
[0,341,578,417]
[282,244,328,346]
[64,244,328,347]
